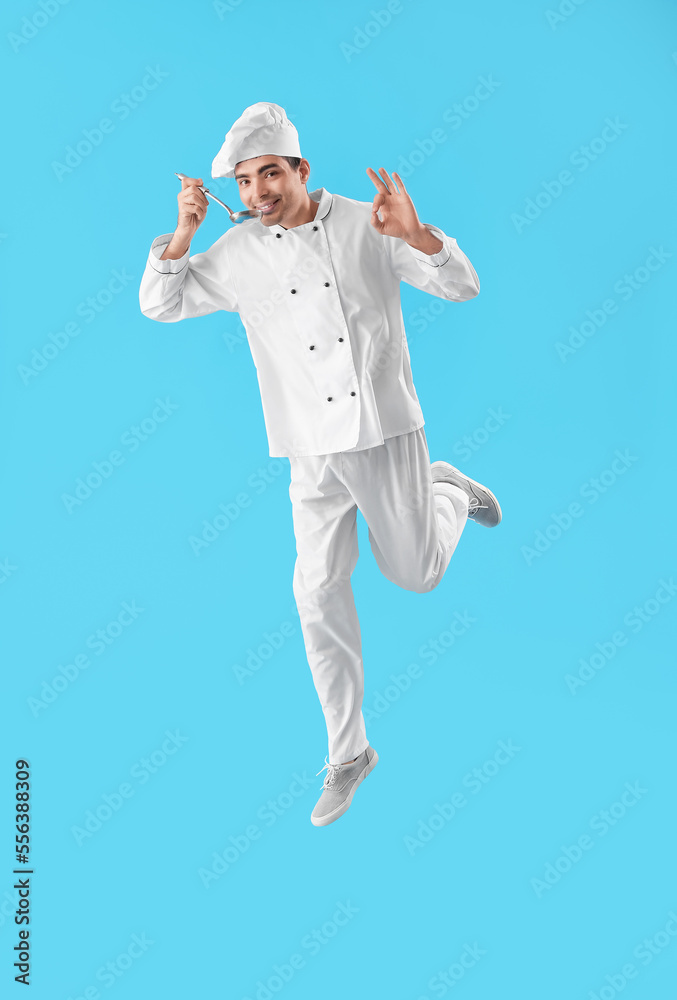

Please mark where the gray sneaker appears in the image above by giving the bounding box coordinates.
[310,747,379,827]
[431,460,502,527]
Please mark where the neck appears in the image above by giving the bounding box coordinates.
[281,192,319,229]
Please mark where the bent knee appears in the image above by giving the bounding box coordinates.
[411,573,442,594]
[387,565,442,594]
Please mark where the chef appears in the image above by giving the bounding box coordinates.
[138,101,501,827]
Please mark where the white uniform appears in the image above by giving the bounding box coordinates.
[139,185,479,762]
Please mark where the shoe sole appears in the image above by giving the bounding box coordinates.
[431,461,502,527]
[310,750,379,827]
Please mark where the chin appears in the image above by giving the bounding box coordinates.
[256,204,283,225]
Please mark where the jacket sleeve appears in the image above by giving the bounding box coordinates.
[383,224,480,302]
[138,232,239,322]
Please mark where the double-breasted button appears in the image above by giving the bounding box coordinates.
[338,337,344,342]
[312,226,318,231]
[275,233,282,238]
[309,345,315,350]
[290,288,296,294]
[327,396,333,402]
[324,282,330,287]
[350,391,356,396]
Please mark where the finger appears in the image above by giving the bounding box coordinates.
[180,175,203,189]
[366,166,388,193]
[392,171,407,193]
[181,188,209,209]
[181,198,208,218]
[184,209,206,226]
[378,167,395,193]
[181,205,203,220]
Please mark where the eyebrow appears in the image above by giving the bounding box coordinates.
[234,162,281,180]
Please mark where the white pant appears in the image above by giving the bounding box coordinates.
[288,427,469,764]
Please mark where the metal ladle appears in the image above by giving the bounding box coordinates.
[174,172,262,223]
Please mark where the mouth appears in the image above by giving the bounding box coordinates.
[256,199,279,215]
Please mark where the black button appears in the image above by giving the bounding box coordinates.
[327,397,333,402]
[309,345,315,350]
[290,289,296,294]
[312,226,318,231]
[338,337,344,342]
[324,282,330,287]
[275,233,282,238]
[350,391,356,396]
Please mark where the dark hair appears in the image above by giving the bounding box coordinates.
[281,156,302,171]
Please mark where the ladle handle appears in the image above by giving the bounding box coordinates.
[202,189,235,214]
[174,172,235,215]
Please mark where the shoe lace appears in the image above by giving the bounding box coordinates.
[467,496,488,517]
[316,757,342,788]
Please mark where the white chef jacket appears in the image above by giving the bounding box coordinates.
[138,186,479,458]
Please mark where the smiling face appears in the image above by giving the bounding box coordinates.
[234,154,316,228]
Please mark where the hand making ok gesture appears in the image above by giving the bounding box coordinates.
[366,167,425,242]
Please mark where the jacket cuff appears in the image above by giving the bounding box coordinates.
[407,225,453,267]
[147,235,190,274]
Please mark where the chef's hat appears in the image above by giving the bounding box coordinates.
[211,102,301,179]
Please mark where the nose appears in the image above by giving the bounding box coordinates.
[250,182,269,204]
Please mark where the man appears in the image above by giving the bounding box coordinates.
[139,101,501,827]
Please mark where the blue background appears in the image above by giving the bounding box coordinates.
[2,0,677,997]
